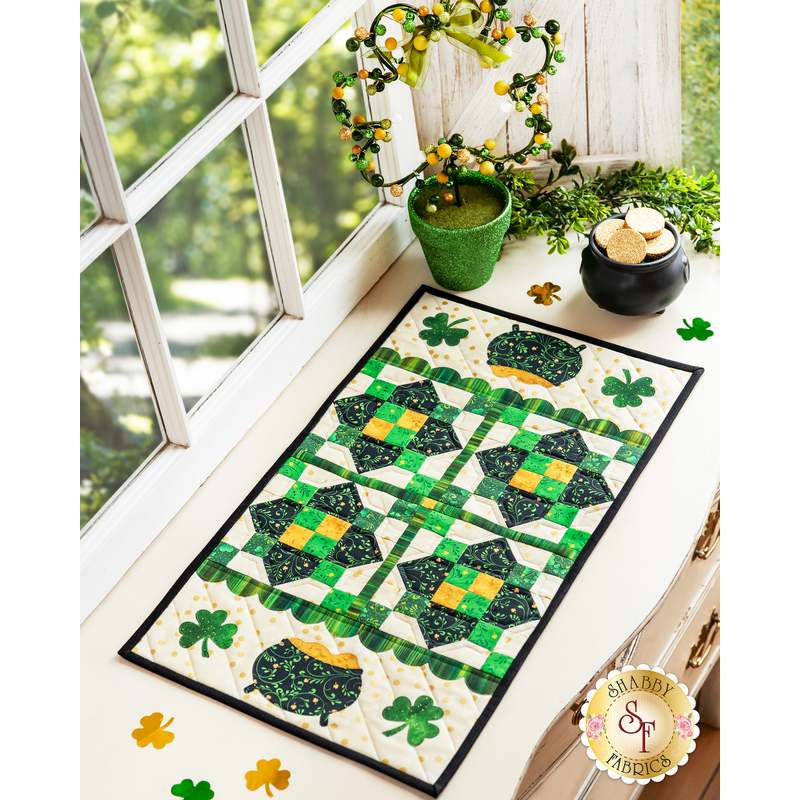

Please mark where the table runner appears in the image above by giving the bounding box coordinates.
[119,286,703,796]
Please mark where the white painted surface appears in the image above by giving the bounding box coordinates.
[81,230,720,799]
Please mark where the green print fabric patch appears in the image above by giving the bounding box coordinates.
[120,287,703,798]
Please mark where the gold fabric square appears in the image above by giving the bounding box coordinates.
[362,417,394,440]
[545,460,578,482]
[397,409,428,431]
[279,524,315,550]
[509,469,542,493]
[468,572,504,600]
[317,515,350,540]
[431,583,467,610]
[421,497,437,509]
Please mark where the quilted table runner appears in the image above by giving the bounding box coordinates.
[120,286,703,796]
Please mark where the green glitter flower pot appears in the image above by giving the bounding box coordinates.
[408,173,512,291]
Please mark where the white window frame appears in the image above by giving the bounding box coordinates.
[80,0,423,621]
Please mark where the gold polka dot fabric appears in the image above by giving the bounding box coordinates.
[120,288,703,796]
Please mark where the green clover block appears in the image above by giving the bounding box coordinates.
[560,528,591,552]
[303,533,338,558]
[433,538,469,562]
[178,609,238,658]
[360,358,384,378]
[366,379,397,400]
[374,401,406,423]
[445,565,480,589]
[285,481,317,505]
[464,394,498,416]
[295,433,325,458]
[277,457,305,480]
[242,534,276,559]
[207,541,238,566]
[456,592,493,618]
[389,498,418,522]
[394,591,430,618]
[406,473,438,496]
[419,313,470,347]
[294,506,327,530]
[544,554,572,579]
[330,424,360,448]
[355,508,384,533]
[506,563,541,590]
[440,485,471,508]
[311,561,346,587]
[422,510,455,536]
[475,476,507,501]
[533,476,567,501]
[482,651,514,678]
[430,403,461,424]
[614,443,646,465]
[321,588,355,615]
[384,425,416,447]
[544,502,579,527]
[394,449,426,473]
[522,451,553,474]
[359,600,392,627]
[382,695,445,746]
[498,405,529,427]
[468,620,504,651]
[510,429,543,451]
[601,369,656,408]
[580,452,611,474]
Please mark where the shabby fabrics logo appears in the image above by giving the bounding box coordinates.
[579,665,699,785]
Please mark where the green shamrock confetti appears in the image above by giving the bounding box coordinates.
[171,779,214,800]
[677,317,714,341]
[601,369,656,408]
[381,695,444,746]
[419,313,469,347]
[178,609,238,658]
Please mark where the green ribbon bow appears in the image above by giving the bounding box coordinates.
[373,2,513,89]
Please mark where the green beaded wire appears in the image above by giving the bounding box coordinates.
[330,1,565,198]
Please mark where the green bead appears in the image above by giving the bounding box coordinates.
[438,137,447,144]
[524,117,535,128]
[406,11,415,20]
[439,12,450,24]
[449,133,463,146]
[520,30,531,42]
[539,119,553,133]
[426,203,437,213]
[332,99,346,112]
[542,138,553,149]
[545,19,560,34]
[458,164,468,175]
[416,179,426,189]
[348,154,357,162]
[352,130,363,141]
[446,165,457,176]
[371,68,382,79]
[554,50,566,63]
[383,132,393,142]
[430,30,442,42]
[515,101,526,112]
[364,127,374,138]
[547,65,557,75]
[531,145,540,155]
[514,153,527,164]
[512,73,526,86]
[495,0,507,5]
[499,37,508,45]
[356,158,368,171]
[367,84,377,95]
[333,71,345,82]
[381,118,391,129]
[364,36,376,48]
[481,148,490,158]
[495,10,510,21]
[370,143,381,153]
[495,163,505,173]
[370,174,384,186]
[532,27,543,38]
[424,143,435,154]
[345,75,355,86]
[376,82,385,92]
[403,20,415,32]
[346,38,359,52]
[335,112,347,122]
[375,24,386,35]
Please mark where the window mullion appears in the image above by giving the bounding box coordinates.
[79,46,128,224]
[243,104,305,319]
[216,0,262,98]
[112,228,192,447]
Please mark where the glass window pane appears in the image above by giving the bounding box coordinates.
[81,249,164,532]
[137,127,280,413]
[80,0,233,187]
[681,0,720,177]
[267,19,380,284]
[247,0,329,66]
[81,155,99,231]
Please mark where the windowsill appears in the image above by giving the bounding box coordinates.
[81,231,720,799]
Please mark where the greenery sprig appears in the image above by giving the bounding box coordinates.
[331,2,564,207]
[498,141,720,255]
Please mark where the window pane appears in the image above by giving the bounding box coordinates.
[81,249,163,532]
[81,156,99,231]
[681,0,720,177]
[267,19,380,284]
[80,0,233,187]
[137,127,280,413]
[247,0,328,67]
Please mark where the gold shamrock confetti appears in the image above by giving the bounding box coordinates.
[527,282,562,305]
[131,712,175,749]
[245,758,291,797]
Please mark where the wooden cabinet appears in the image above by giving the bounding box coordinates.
[513,491,721,800]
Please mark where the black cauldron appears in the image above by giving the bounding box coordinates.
[580,214,690,316]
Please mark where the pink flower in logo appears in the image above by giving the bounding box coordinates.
[674,713,694,740]
[586,714,605,740]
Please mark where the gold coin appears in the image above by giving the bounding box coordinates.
[594,219,625,250]
[624,207,665,239]
[645,228,676,260]
[606,228,647,264]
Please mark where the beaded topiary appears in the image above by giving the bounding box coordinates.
[330,2,564,210]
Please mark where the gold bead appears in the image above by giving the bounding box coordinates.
[339,127,352,141]
[354,26,370,41]
[537,91,550,105]
[456,148,471,163]
[390,184,403,197]
[523,13,537,27]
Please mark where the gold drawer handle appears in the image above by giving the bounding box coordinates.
[694,504,720,560]
[687,607,720,669]
[570,698,585,726]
